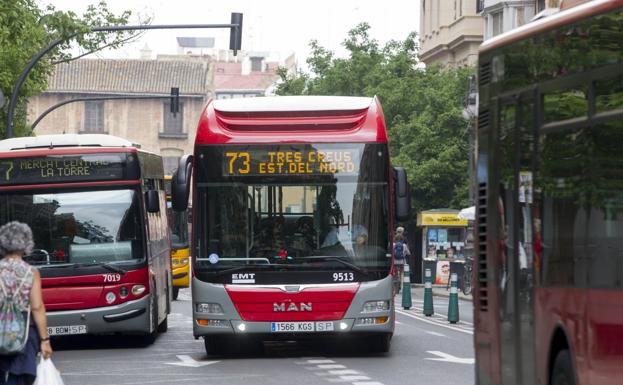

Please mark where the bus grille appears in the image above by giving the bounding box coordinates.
[476,181,488,312]
[479,62,491,86]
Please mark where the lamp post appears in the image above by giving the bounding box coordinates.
[5,13,243,138]
[462,75,478,206]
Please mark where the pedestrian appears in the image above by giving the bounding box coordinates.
[0,222,53,385]
[393,233,410,294]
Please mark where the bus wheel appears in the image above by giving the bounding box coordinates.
[204,336,228,356]
[369,334,391,353]
[551,350,575,385]
[172,287,180,301]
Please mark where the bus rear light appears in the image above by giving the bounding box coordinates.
[362,300,390,313]
[356,316,389,325]
[105,292,116,304]
[119,287,129,298]
[196,303,223,314]
[131,285,146,296]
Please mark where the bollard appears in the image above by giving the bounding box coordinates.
[402,264,412,310]
[423,268,434,316]
[447,272,459,324]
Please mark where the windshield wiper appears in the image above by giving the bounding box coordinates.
[206,264,291,276]
[72,262,127,275]
[301,256,369,276]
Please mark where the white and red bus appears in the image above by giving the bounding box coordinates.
[0,134,171,343]
[474,1,623,384]
[170,96,411,355]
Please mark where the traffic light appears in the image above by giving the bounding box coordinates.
[229,12,243,55]
[170,87,179,116]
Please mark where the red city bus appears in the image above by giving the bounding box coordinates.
[474,1,623,384]
[170,96,411,355]
[0,134,171,343]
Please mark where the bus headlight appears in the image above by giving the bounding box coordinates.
[180,258,189,266]
[132,285,146,296]
[172,258,179,267]
[196,303,224,314]
[362,300,390,313]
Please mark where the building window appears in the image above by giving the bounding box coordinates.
[163,101,184,134]
[516,7,526,27]
[492,12,503,37]
[84,101,104,132]
[250,57,263,72]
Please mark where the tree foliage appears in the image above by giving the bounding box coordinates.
[276,23,474,213]
[0,0,144,138]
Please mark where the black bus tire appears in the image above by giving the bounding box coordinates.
[204,335,228,356]
[551,350,576,385]
[157,314,168,333]
[369,333,391,353]
[172,287,180,301]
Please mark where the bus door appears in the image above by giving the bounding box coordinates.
[496,92,537,385]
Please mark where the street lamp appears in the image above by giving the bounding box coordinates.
[5,13,243,138]
[463,75,478,206]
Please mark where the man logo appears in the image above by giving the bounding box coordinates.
[273,302,312,312]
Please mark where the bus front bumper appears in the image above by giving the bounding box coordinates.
[192,276,395,339]
[172,265,190,288]
[47,295,151,336]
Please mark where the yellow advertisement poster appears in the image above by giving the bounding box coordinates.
[418,212,468,227]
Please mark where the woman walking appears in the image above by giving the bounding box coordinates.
[0,222,53,385]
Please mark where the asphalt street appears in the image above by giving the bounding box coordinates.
[50,288,474,385]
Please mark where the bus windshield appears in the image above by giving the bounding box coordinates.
[195,143,391,273]
[0,189,144,266]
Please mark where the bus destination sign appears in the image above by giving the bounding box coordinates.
[0,153,131,186]
[223,147,360,177]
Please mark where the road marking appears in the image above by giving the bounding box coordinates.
[408,306,474,326]
[353,382,385,385]
[340,375,371,381]
[426,331,446,337]
[396,309,473,335]
[425,351,475,364]
[165,355,220,367]
[327,370,361,375]
[318,364,347,369]
[307,359,336,364]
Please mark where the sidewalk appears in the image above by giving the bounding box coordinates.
[408,283,472,302]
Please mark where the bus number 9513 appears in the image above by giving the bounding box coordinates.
[333,272,354,282]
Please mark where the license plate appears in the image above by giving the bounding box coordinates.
[271,322,315,333]
[47,325,88,336]
[270,321,335,333]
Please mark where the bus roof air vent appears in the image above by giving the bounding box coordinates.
[212,96,372,132]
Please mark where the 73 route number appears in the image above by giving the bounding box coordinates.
[333,272,354,282]
[104,273,122,282]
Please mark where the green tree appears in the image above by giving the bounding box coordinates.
[0,0,143,138]
[276,23,473,212]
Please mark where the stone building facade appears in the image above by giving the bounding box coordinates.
[28,57,213,174]
[419,0,484,67]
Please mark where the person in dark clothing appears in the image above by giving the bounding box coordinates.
[0,222,53,385]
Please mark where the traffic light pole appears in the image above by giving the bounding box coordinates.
[30,92,179,131]
[5,13,243,138]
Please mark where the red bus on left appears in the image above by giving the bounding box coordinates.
[0,134,171,343]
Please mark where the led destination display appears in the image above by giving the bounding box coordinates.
[0,153,135,186]
[223,147,360,176]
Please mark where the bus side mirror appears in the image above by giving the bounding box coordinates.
[172,154,193,211]
[394,167,411,221]
[146,190,160,213]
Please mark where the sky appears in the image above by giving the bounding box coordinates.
[43,0,420,68]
